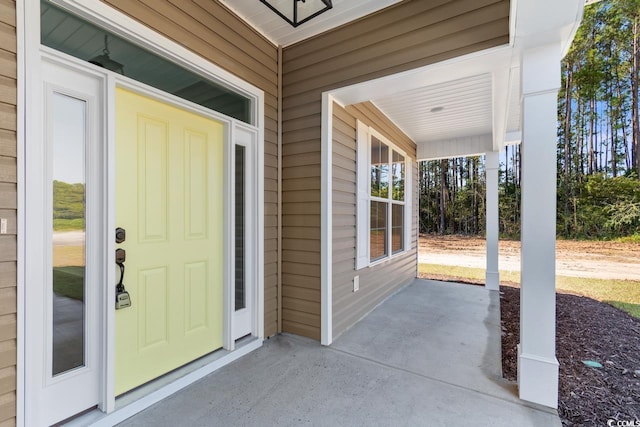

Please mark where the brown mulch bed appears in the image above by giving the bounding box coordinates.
[501,284,640,426]
[418,273,640,426]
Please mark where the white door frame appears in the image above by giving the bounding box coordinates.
[19,0,265,424]
[231,126,259,343]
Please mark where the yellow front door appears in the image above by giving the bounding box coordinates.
[115,88,224,395]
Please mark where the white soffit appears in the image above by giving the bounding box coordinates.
[372,74,494,144]
[219,0,403,46]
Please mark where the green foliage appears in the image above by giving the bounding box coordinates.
[615,233,640,243]
[566,174,640,238]
[604,201,640,232]
[499,169,521,238]
[53,180,85,230]
[419,157,486,235]
[392,179,404,201]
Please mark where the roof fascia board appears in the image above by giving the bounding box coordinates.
[416,134,493,161]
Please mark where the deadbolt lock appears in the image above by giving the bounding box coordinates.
[115,227,126,244]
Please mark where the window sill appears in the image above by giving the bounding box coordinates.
[359,248,411,270]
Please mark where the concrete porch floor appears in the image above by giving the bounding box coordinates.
[118,279,561,426]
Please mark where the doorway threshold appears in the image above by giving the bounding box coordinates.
[65,336,262,426]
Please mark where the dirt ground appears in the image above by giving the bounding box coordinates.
[419,234,640,281]
[53,231,85,267]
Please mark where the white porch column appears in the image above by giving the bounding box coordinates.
[485,151,500,291]
[517,44,561,408]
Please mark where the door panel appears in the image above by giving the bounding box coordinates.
[184,131,209,239]
[137,116,168,242]
[115,88,224,395]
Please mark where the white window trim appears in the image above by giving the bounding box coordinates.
[356,121,412,270]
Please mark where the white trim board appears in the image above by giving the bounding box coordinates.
[355,120,369,270]
[15,0,26,424]
[416,134,494,161]
[320,93,333,346]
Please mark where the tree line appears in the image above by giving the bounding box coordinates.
[420,0,640,239]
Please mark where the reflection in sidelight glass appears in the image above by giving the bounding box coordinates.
[235,146,246,311]
[51,92,87,376]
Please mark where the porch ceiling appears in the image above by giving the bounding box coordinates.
[368,64,523,156]
[371,74,494,144]
[331,44,524,159]
[218,0,403,47]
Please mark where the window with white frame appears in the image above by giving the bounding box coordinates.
[356,121,412,269]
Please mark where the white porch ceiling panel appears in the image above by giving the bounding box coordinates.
[219,0,403,46]
[372,74,494,144]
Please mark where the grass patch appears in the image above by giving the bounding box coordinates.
[419,263,640,319]
[53,266,84,301]
[418,263,521,283]
[615,234,640,244]
[53,218,84,231]
[607,301,640,318]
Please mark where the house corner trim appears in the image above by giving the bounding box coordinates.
[321,92,333,346]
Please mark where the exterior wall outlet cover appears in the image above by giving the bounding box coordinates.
[0,218,6,234]
[353,276,359,292]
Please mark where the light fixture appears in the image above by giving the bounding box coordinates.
[89,35,125,75]
[260,0,333,28]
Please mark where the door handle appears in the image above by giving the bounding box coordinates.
[115,248,126,264]
[115,249,131,309]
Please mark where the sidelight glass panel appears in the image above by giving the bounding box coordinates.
[392,204,404,254]
[235,146,246,311]
[392,151,405,201]
[370,136,389,198]
[370,201,388,261]
[51,92,87,376]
